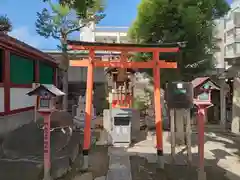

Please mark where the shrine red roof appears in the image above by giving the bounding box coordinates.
[0,33,57,66]
[191,77,219,90]
[67,40,182,49]
[191,77,210,88]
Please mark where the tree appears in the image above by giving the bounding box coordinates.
[36,0,105,110]
[43,0,104,18]
[129,0,229,86]
[0,15,12,33]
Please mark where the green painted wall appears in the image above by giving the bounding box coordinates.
[0,49,2,82]
[10,53,54,85]
[10,54,34,84]
[39,61,54,84]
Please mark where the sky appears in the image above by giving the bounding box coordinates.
[0,0,233,50]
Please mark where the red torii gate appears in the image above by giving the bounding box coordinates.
[67,41,180,168]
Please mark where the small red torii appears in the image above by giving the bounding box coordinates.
[67,41,180,169]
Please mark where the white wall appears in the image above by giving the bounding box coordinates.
[68,67,107,83]
[214,19,225,68]
[0,88,4,112]
[80,22,95,42]
[94,32,128,43]
[225,28,235,45]
[10,88,35,110]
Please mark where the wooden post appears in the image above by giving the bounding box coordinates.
[153,51,164,169]
[82,49,94,170]
[170,109,176,162]
[175,109,185,145]
[32,83,40,123]
[3,50,10,114]
[185,109,192,163]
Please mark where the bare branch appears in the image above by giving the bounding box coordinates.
[66,24,86,35]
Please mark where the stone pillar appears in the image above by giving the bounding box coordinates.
[231,78,240,134]
[175,109,185,145]
[131,109,140,141]
[220,78,226,128]
[100,109,112,145]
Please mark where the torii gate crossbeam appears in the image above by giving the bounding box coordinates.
[67,40,180,169]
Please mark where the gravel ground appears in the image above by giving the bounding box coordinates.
[58,145,109,180]
[89,146,109,179]
[59,129,109,180]
[130,156,168,180]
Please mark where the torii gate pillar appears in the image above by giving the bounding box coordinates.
[153,51,164,166]
[68,41,180,170]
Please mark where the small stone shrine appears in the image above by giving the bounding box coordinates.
[73,95,96,128]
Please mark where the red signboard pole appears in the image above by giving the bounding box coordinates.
[42,112,51,180]
[197,107,206,180]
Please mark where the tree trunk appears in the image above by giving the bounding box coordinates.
[62,69,68,111]
[60,32,69,111]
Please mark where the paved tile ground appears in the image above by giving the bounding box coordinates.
[106,147,132,180]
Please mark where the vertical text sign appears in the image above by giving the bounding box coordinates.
[44,115,51,169]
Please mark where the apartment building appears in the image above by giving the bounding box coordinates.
[80,22,129,43]
[224,0,240,60]
[214,19,225,69]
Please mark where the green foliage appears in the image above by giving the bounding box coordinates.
[0,15,12,33]
[129,0,230,85]
[43,0,105,19]
[36,0,105,69]
[133,97,147,111]
[36,1,78,40]
[37,0,105,40]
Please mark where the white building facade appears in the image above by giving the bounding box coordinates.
[80,22,129,43]
[223,0,240,59]
[214,19,225,69]
[212,0,240,70]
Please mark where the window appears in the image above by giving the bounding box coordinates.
[10,54,34,84]
[236,43,240,54]
[198,92,210,101]
[39,99,50,108]
[0,49,3,83]
[226,29,235,37]
[235,28,240,41]
[39,61,54,84]
[114,117,130,126]
[234,12,240,26]
[224,46,227,56]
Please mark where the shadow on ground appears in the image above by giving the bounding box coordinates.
[124,128,240,180]
[60,125,240,180]
[2,122,239,180]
